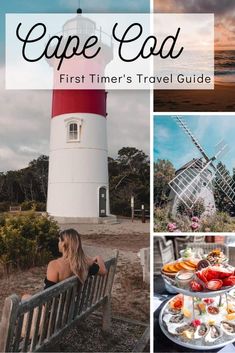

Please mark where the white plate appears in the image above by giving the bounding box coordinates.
[159,298,235,351]
[164,281,235,298]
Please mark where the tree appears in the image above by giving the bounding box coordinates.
[0,149,150,217]
[29,155,49,201]
[154,159,175,207]
[0,155,49,207]
[109,147,150,216]
[214,162,234,215]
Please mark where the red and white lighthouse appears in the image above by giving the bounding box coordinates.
[46,11,114,223]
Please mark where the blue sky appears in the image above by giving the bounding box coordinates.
[154,115,235,174]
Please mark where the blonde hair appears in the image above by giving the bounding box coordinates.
[59,229,88,283]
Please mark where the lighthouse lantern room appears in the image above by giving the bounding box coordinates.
[46,10,114,223]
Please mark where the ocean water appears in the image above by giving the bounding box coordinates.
[215,50,235,83]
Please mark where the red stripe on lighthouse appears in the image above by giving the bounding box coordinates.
[52,90,107,118]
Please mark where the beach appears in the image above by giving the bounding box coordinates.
[154,83,235,112]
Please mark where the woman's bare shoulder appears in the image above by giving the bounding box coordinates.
[47,258,61,269]
[86,256,94,266]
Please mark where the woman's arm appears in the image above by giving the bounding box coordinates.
[46,260,59,282]
[93,255,107,275]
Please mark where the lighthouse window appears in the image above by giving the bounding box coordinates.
[69,123,78,140]
[65,118,83,143]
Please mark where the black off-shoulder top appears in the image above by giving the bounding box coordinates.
[44,262,100,290]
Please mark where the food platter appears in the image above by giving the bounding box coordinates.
[159,294,235,350]
[161,248,235,296]
[158,247,235,350]
[163,279,234,298]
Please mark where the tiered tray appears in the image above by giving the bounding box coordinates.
[159,283,235,350]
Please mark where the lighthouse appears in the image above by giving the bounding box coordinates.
[46,10,114,223]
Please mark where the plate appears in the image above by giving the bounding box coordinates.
[163,279,235,298]
[159,298,235,351]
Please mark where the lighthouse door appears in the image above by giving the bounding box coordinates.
[99,187,107,217]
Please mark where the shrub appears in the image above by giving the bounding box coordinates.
[176,198,205,217]
[0,211,60,272]
[154,206,235,232]
[21,200,46,211]
[0,202,11,213]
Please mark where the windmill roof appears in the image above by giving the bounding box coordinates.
[176,158,209,175]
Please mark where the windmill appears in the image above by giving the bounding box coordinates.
[168,116,235,216]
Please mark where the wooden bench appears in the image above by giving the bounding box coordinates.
[9,206,22,213]
[0,249,118,353]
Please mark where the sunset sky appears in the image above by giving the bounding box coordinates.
[154,0,235,51]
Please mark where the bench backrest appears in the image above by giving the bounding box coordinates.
[9,206,21,212]
[0,251,118,353]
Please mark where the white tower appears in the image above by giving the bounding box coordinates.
[46,10,114,223]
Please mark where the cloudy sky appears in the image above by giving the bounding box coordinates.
[155,0,235,50]
[0,0,149,172]
[154,115,235,174]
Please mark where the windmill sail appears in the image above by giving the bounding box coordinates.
[169,116,235,209]
[174,116,210,162]
[215,163,235,204]
[169,158,214,209]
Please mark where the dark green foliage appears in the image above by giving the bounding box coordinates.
[21,200,46,211]
[154,159,175,207]
[0,202,11,212]
[214,162,235,216]
[0,155,48,205]
[0,211,60,271]
[0,150,149,217]
[109,147,150,216]
[176,198,205,217]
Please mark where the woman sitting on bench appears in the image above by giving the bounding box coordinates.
[44,228,107,289]
[21,228,107,337]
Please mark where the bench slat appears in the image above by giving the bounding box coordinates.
[12,314,24,353]
[39,300,52,344]
[0,295,20,353]
[29,305,43,352]
[98,275,106,302]
[18,278,77,315]
[88,275,97,307]
[62,287,73,327]
[22,309,34,353]
[47,296,58,340]
[78,280,89,315]
[67,285,77,324]
[94,275,103,304]
[55,292,66,332]
[102,266,111,297]
[83,276,93,311]
[72,284,83,320]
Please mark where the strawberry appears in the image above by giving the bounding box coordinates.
[206,279,223,291]
[192,319,201,327]
[203,298,214,305]
[190,280,203,292]
[223,276,235,287]
[196,269,208,283]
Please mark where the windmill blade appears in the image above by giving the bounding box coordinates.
[169,158,214,209]
[174,116,210,162]
[215,164,235,204]
[214,140,230,160]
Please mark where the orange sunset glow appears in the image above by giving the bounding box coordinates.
[154,0,235,51]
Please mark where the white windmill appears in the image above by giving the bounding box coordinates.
[168,116,235,216]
